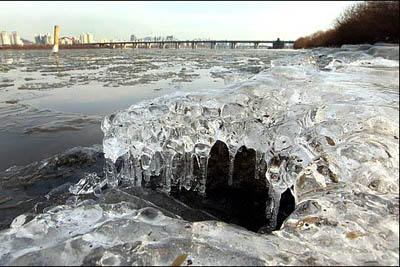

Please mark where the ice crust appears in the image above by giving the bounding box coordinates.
[0,188,398,265]
[99,44,399,230]
[1,44,399,265]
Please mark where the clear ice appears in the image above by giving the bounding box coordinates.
[99,44,399,231]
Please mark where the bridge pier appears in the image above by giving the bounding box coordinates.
[211,42,216,49]
[160,42,166,49]
[254,42,259,49]
[175,42,181,49]
[132,43,138,49]
[191,42,197,49]
[230,42,237,49]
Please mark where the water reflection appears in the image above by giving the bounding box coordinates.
[54,53,61,75]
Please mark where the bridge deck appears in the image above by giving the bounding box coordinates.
[84,40,295,46]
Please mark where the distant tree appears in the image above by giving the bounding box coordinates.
[294,1,399,48]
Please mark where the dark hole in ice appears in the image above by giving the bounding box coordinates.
[170,140,296,233]
[276,187,296,229]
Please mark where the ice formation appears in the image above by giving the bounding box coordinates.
[1,44,399,265]
[99,44,399,231]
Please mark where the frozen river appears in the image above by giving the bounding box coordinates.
[0,45,398,265]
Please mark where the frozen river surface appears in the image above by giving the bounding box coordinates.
[0,44,398,265]
[0,48,294,171]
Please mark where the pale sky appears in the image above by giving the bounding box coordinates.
[0,1,357,41]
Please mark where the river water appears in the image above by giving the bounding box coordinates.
[0,48,296,171]
[0,45,398,265]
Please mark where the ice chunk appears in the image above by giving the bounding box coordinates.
[98,44,398,231]
[69,172,107,196]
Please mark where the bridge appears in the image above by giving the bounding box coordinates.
[83,39,295,49]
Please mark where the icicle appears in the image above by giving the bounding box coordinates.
[151,152,162,176]
[228,146,237,186]
[197,155,209,196]
[161,151,174,193]
[105,158,118,189]
[178,153,185,191]
[133,159,142,187]
[183,152,194,190]
[265,187,282,232]
[141,154,152,187]
[127,156,135,183]
[118,153,134,183]
[228,156,235,186]
[143,168,151,187]
[171,153,183,188]
[149,152,163,188]
[254,150,264,180]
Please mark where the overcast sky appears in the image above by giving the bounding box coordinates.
[0,1,356,41]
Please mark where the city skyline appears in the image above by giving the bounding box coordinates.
[0,30,24,46]
[0,1,356,42]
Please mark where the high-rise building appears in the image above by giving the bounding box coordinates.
[0,31,11,46]
[79,33,85,44]
[79,33,90,44]
[130,34,137,42]
[35,33,53,45]
[34,34,42,44]
[86,33,93,43]
[43,33,53,45]
[11,31,23,46]
[78,33,94,44]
